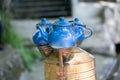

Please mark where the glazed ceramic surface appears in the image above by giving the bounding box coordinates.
[73,18,93,42]
[48,17,81,48]
[33,18,52,46]
[32,17,93,48]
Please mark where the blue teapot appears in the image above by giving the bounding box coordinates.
[32,18,52,46]
[48,17,79,49]
[48,17,93,49]
[72,18,93,42]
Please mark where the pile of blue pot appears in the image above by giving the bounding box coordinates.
[32,17,93,49]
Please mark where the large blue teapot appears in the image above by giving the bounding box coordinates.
[32,18,52,46]
[48,17,80,49]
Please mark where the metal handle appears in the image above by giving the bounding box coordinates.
[39,27,48,41]
[84,26,93,39]
[72,23,93,40]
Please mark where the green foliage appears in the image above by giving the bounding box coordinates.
[0,12,40,71]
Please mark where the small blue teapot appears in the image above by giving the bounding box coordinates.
[32,18,52,46]
[72,18,93,42]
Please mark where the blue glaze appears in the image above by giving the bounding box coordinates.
[32,17,93,48]
[48,17,76,49]
[32,18,52,46]
[32,29,48,46]
[36,18,52,33]
[73,18,93,42]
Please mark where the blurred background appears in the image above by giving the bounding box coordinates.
[0,0,120,80]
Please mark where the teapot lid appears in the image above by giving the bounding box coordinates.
[54,17,70,27]
[74,18,82,25]
[36,18,52,29]
[39,18,51,25]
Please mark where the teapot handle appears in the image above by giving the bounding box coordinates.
[72,23,93,40]
[39,27,48,41]
[83,25,93,39]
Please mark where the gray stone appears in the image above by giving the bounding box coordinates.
[0,45,24,80]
